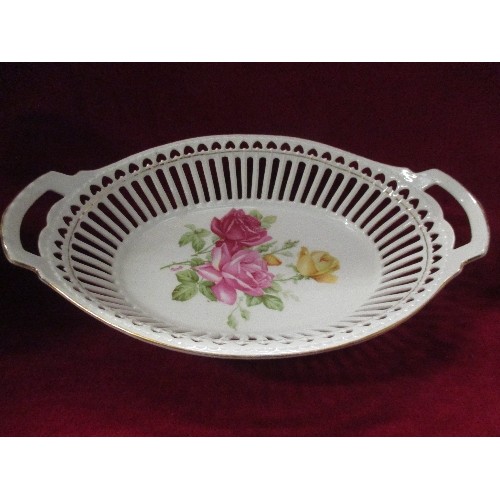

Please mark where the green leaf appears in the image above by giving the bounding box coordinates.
[199,280,215,287]
[284,240,300,249]
[260,215,277,228]
[191,235,205,252]
[185,224,197,231]
[262,294,284,311]
[246,295,263,307]
[249,209,263,220]
[195,228,211,237]
[278,251,293,257]
[240,309,250,320]
[199,281,216,301]
[266,282,282,293]
[190,257,205,267]
[176,269,199,283]
[227,314,238,330]
[172,283,198,301]
[179,232,194,246]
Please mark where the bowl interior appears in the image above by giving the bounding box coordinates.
[114,203,382,336]
[43,141,447,356]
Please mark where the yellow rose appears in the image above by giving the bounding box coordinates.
[296,246,340,283]
[263,254,282,266]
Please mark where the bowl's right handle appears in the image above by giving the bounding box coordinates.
[418,168,490,276]
[1,171,87,275]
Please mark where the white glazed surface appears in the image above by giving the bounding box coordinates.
[116,204,381,335]
[1,135,490,358]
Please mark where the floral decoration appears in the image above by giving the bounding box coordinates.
[161,208,340,330]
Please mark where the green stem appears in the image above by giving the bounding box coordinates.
[227,298,244,329]
[256,241,277,253]
[161,243,215,270]
[274,274,304,282]
[229,297,243,315]
[160,260,191,270]
[194,242,215,256]
[272,244,294,255]
[258,240,298,256]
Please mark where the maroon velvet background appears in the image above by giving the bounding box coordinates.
[1,63,498,436]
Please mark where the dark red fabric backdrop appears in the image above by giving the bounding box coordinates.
[1,63,498,436]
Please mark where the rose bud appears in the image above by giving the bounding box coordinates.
[263,254,282,266]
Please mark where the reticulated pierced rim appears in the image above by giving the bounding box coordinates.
[2,135,490,358]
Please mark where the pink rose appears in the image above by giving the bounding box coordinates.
[211,209,271,253]
[196,243,274,305]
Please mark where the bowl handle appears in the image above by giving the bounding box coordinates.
[418,168,490,275]
[1,171,84,274]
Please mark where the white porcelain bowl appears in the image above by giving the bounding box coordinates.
[1,135,489,358]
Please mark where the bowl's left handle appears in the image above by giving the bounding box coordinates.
[1,171,82,274]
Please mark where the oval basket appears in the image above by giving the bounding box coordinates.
[1,135,489,358]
